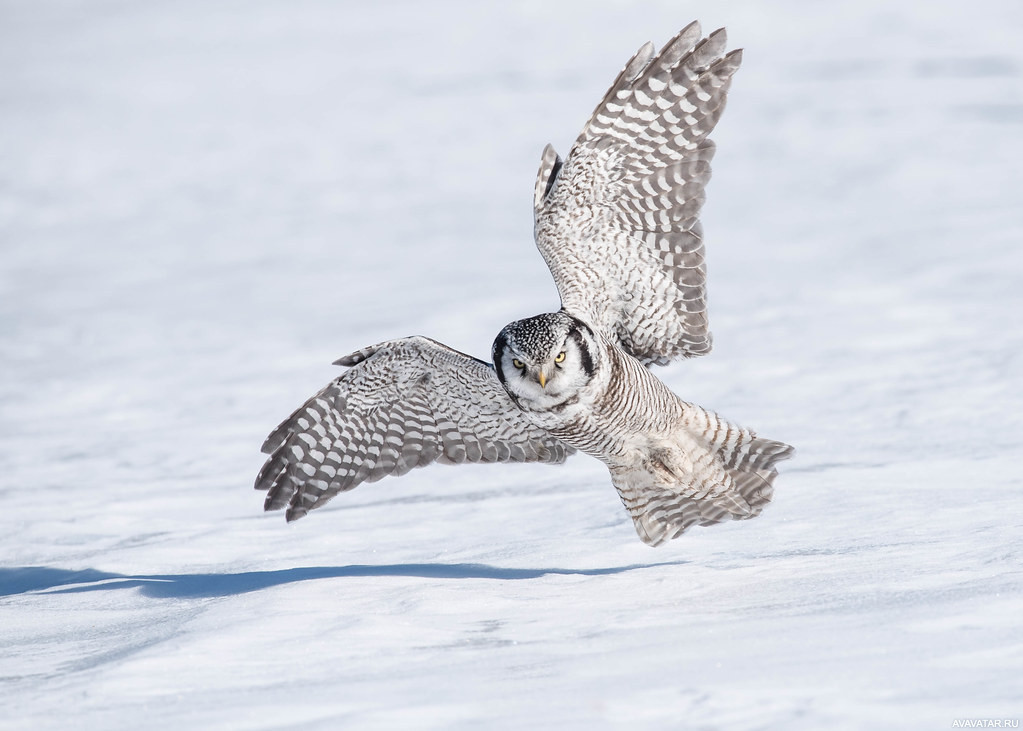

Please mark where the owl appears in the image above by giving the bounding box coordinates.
[255,22,793,546]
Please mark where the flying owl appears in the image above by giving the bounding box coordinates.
[255,22,793,546]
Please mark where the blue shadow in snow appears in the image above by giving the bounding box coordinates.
[0,562,682,599]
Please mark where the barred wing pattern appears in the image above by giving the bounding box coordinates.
[255,337,573,521]
[534,22,742,366]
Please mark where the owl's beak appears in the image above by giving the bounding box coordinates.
[537,370,547,389]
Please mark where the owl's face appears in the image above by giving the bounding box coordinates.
[492,312,598,408]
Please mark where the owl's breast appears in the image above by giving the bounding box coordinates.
[555,347,688,462]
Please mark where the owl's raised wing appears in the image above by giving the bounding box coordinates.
[255,336,573,521]
[533,22,742,366]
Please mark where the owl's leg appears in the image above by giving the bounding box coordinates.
[649,445,752,520]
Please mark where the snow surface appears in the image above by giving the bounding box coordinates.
[2,0,1022,728]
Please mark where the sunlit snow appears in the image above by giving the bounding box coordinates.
[1,1,1021,728]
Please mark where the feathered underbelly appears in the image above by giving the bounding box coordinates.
[546,399,682,468]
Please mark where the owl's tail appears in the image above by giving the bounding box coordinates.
[683,402,794,517]
[721,434,795,518]
[611,406,794,546]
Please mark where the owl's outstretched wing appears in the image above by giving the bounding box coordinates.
[533,22,742,366]
[255,336,573,521]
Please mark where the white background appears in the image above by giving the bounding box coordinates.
[2,1,1021,728]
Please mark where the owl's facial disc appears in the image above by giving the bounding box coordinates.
[509,350,557,389]
[493,312,596,406]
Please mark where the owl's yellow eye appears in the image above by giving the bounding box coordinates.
[512,358,525,369]
[554,351,566,363]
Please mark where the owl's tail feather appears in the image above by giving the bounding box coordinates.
[682,402,794,519]
[722,436,794,521]
[612,470,752,546]
[610,412,794,546]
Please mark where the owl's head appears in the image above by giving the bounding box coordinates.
[492,311,598,407]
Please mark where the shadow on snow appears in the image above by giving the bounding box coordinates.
[0,562,682,599]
